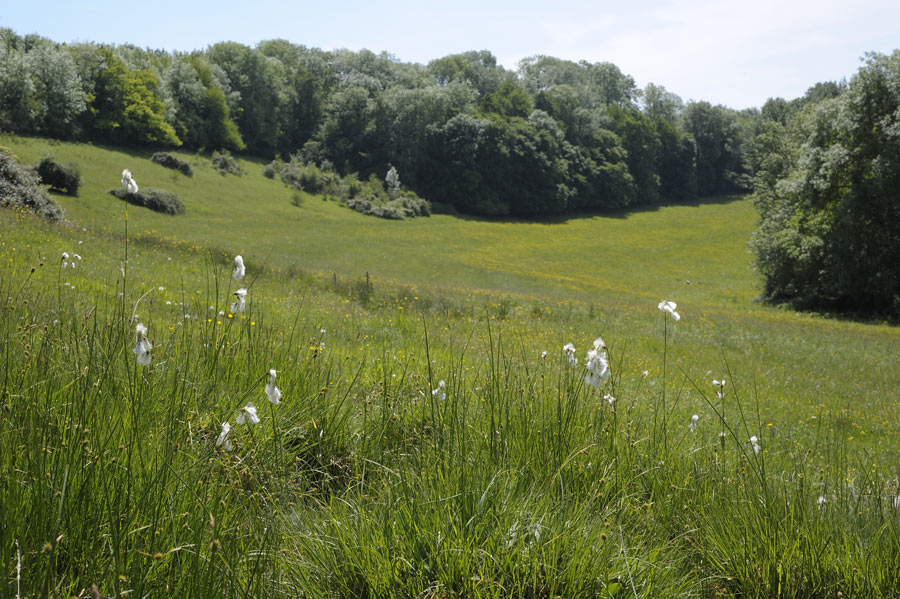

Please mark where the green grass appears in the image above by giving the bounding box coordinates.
[2,135,900,597]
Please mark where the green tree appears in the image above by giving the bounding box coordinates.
[90,48,180,146]
[608,105,661,204]
[165,55,244,150]
[480,79,532,118]
[208,42,284,155]
[750,51,900,314]
[681,101,745,196]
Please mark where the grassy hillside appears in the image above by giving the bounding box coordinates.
[2,134,760,307]
[3,135,900,597]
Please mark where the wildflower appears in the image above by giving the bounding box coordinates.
[236,404,260,426]
[750,435,761,455]
[712,379,726,400]
[432,379,446,400]
[642,370,649,377]
[233,255,245,281]
[689,414,699,432]
[61,251,69,262]
[133,323,152,366]
[604,394,615,407]
[657,300,680,321]
[231,288,247,313]
[584,337,610,388]
[563,343,577,366]
[216,422,232,451]
[540,350,548,360]
[121,169,139,194]
[265,369,282,405]
[817,495,827,510]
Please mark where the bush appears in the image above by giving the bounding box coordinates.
[211,149,244,176]
[338,174,430,220]
[36,155,81,195]
[278,159,339,194]
[0,148,64,220]
[263,161,278,179]
[108,187,186,215]
[151,152,193,177]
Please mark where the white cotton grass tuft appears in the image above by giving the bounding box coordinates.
[750,435,761,455]
[657,300,680,321]
[818,495,827,510]
[584,337,610,388]
[60,251,82,269]
[712,379,726,400]
[133,323,152,366]
[121,169,139,194]
[265,369,282,405]
[233,255,245,281]
[216,422,232,451]
[231,288,247,313]
[689,414,699,432]
[604,394,615,407]
[432,379,446,400]
[563,343,577,366]
[236,404,260,426]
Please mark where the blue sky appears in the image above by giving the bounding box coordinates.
[4,0,899,109]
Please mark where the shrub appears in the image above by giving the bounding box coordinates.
[108,187,186,215]
[36,155,81,195]
[0,148,64,220]
[278,159,339,194]
[338,174,430,220]
[211,149,244,176]
[150,152,193,177]
[263,161,278,179]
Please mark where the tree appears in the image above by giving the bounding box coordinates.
[750,51,900,315]
[0,43,35,133]
[90,48,180,146]
[429,50,505,98]
[608,105,661,204]
[374,82,474,188]
[25,45,86,138]
[208,42,285,155]
[682,101,746,196]
[641,83,683,123]
[315,85,377,174]
[165,55,244,150]
[480,79,532,118]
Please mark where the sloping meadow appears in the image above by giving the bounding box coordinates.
[2,138,900,596]
[3,210,900,597]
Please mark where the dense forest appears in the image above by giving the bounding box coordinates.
[1,29,897,315]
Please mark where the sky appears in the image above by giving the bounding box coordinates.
[4,0,899,109]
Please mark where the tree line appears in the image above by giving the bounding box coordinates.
[0,29,753,216]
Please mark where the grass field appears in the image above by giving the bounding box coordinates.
[2,135,900,597]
